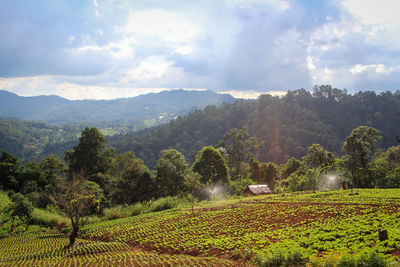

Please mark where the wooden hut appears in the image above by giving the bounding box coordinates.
[243,185,272,196]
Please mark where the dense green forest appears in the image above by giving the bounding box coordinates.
[111,85,400,167]
[0,118,80,162]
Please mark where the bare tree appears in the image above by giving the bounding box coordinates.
[51,173,100,247]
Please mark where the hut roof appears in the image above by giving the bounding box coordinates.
[245,184,271,194]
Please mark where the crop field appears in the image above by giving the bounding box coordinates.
[1,189,400,266]
[0,234,238,266]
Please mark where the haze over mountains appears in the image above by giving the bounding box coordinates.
[0,89,235,126]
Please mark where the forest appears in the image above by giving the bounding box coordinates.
[111,85,400,168]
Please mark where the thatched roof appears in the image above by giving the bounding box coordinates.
[243,185,272,195]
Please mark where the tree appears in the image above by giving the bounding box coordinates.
[218,126,264,179]
[342,126,382,187]
[155,149,188,197]
[6,193,33,232]
[112,152,153,204]
[184,170,203,215]
[51,174,100,246]
[65,127,114,177]
[0,150,20,190]
[303,144,335,191]
[281,157,301,179]
[384,146,400,168]
[40,154,67,178]
[192,146,229,185]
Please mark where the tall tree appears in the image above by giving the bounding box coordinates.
[218,126,264,179]
[303,144,335,191]
[342,126,382,187]
[155,149,188,197]
[65,127,114,177]
[192,146,229,185]
[112,152,153,204]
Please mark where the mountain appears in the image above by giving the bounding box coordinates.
[0,89,235,126]
[110,86,400,167]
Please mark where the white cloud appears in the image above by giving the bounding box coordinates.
[342,0,400,26]
[342,0,400,48]
[93,0,99,17]
[349,64,395,74]
[124,56,172,84]
[123,9,198,44]
[307,56,316,71]
[232,0,289,11]
[220,90,286,99]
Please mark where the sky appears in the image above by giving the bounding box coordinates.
[0,0,399,100]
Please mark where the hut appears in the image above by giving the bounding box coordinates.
[243,185,272,196]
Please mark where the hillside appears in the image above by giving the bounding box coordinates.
[0,118,80,161]
[1,189,399,266]
[111,86,400,167]
[0,89,235,126]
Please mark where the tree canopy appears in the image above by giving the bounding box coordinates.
[192,146,229,186]
[65,127,114,177]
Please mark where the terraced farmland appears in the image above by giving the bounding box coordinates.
[1,189,400,266]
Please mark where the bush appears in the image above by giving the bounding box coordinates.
[255,246,306,267]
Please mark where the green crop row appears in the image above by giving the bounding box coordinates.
[0,234,239,266]
[83,189,400,265]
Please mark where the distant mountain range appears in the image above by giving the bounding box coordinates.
[0,89,236,126]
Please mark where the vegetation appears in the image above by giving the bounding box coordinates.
[112,86,400,167]
[1,86,400,265]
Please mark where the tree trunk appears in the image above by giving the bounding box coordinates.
[10,218,15,233]
[69,224,79,246]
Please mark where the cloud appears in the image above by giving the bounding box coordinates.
[0,0,399,99]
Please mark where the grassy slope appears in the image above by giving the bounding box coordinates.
[1,189,400,266]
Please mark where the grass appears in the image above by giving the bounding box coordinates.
[102,195,191,220]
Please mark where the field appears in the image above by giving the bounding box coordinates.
[1,189,400,266]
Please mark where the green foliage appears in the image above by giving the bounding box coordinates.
[0,234,237,266]
[0,118,79,162]
[229,178,254,196]
[30,208,69,228]
[342,126,382,187]
[281,157,302,179]
[65,127,114,177]
[303,144,335,169]
[218,126,264,179]
[255,245,306,267]
[5,193,34,232]
[112,151,153,204]
[102,196,190,220]
[192,146,229,185]
[82,189,400,265]
[112,87,400,167]
[51,174,101,245]
[384,145,400,168]
[155,149,188,197]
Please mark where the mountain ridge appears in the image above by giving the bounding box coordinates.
[0,89,236,126]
